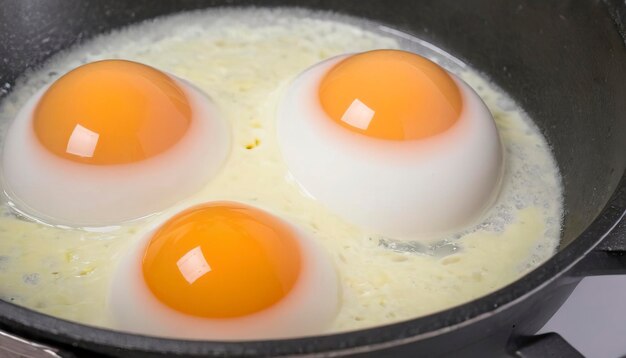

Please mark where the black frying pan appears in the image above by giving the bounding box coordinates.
[0,0,624,357]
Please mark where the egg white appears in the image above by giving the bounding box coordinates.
[1,77,230,227]
[109,202,339,340]
[0,8,563,337]
[277,54,503,239]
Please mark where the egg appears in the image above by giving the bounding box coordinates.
[0,8,563,339]
[1,60,230,227]
[277,49,503,238]
[108,201,339,339]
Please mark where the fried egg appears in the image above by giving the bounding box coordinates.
[110,201,339,339]
[0,8,563,339]
[278,50,503,238]
[1,60,229,227]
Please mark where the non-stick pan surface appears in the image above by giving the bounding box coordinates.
[0,1,624,357]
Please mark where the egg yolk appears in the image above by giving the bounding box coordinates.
[319,49,462,140]
[142,202,302,318]
[33,60,192,165]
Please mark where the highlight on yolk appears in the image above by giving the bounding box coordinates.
[318,49,462,140]
[142,202,302,318]
[33,60,192,165]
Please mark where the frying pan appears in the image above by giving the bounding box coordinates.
[0,0,624,357]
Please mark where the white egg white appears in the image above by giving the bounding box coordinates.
[277,55,503,239]
[1,77,230,227]
[108,202,340,340]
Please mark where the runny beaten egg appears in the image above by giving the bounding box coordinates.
[0,9,563,340]
[1,60,229,227]
[278,49,503,238]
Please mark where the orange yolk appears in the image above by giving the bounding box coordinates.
[142,202,302,318]
[319,49,462,140]
[33,60,192,165]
